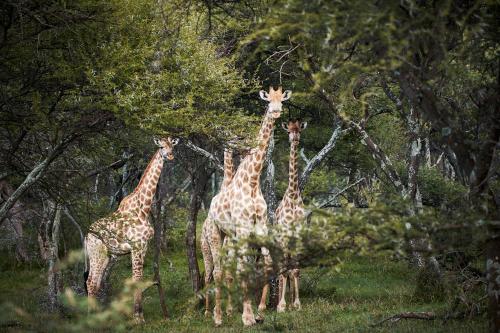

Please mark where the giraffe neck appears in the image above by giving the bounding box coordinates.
[133,149,164,215]
[221,148,234,190]
[286,140,300,200]
[250,114,276,180]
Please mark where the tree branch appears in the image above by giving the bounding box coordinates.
[184,140,223,171]
[299,121,345,191]
[316,177,365,209]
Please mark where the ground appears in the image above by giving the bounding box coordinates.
[0,238,486,332]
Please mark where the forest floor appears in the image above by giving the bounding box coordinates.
[0,236,487,332]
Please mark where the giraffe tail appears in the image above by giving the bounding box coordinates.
[83,235,89,295]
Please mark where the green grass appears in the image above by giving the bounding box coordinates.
[0,249,486,332]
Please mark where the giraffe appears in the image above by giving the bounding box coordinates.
[203,86,291,326]
[84,137,178,323]
[201,147,235,319]
[275,119,307,313]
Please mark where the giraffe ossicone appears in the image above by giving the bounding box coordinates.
[84,136,178,324]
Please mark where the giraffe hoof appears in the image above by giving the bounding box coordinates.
[204,310,211,318]
[214,312,222,327]
[277,303,286,313]
[226,307,233,317]
[242,314,256,327]
[133,313,145,325]
[255,313,264,324]
[293,301,301,310]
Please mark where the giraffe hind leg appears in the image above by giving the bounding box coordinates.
[201,223,214,318]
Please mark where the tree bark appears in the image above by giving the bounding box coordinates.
[0,135,77,225]
[299,121,343,192]
[351,121,407,195]
[262,130,279,308]
[47,202,62,312]
[486,222,500,333]
[151,171,169,319]
[0,181,30,262]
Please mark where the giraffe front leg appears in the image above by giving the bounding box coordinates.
[277,273,288,313]
[131,248,146,324]
[224,236,235,317]
[201,228,213,318]
[225,270,234,317]
[255,214,273,318]
[238,250,256,326]
[85,234,109,311]
[257,247,273,314]
[291,268,301,310]
[209,225,223,326]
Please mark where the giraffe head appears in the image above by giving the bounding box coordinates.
[154,137,179,161]
[259,86,291,118]
[282,119,307,143]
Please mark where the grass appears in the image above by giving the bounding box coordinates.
[0,246,487,333]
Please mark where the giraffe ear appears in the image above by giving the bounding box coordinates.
[153,138,162,147]
[282,90,292,101]
[259,90,270,101]
[300,122,308,130]
[281,122,288,131]
[171,138,179,146]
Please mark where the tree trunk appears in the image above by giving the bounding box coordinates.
[0,136,75,225]
[186,167,211,293]
[47,202,62,311]
[152,171,169,319]
[486,223,500,333]
[299,121,343,192]
[262,130,279,308]
[0,181,30,262]
[351,121,406,195]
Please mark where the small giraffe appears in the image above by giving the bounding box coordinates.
[85,137,178,323]
[275,119,307,312]
[204,87,291,326]
[201,147,236,319]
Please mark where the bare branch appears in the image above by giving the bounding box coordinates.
[299,121,345,191]
[184,141,224,171]
[371,312,436,327]
[86,155,134,177]
[316,177,365,209]
[299,148,310,164]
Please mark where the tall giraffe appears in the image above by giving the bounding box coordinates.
[275,119,307,312]
[204,87,291,326]
[85,137,178,323]
[201,147,235,319]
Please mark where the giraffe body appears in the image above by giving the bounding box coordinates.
[85,137,178,323]
[202,87,291,326]
[275,120,307,312]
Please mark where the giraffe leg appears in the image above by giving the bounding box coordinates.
[223,237,234,317]
[291,268,301,310]
[257,248,272,314]
[201,225,213,318]
[277,273,288,313]
[131,248,146,324]
[209,223,223,327]
[255,213,273,316]
[85,234,109,310]
[237,243,256,327]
